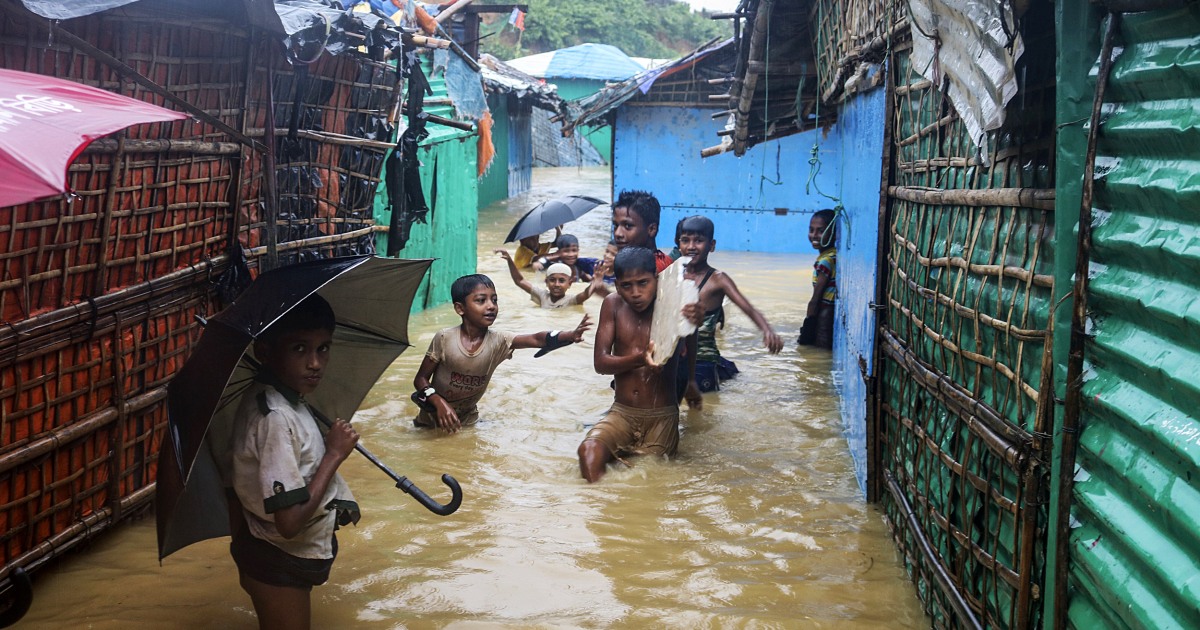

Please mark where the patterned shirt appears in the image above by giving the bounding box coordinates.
[814,249,837,304]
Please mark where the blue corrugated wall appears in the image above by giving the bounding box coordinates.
[611,106,840,253]
[830,85,888,494]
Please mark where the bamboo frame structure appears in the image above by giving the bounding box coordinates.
[864,1,1059,626]
[0,3,404,592]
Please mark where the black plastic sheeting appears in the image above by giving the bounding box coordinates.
[20,0,287,32]
[270,61,394,264]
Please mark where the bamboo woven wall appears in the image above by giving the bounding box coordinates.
[811,0,908,103]
[0,7,396,582]
[876,6,1056,628]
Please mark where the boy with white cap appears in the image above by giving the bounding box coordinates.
[495,249,600,308]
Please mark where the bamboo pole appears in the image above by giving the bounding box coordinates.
[888,262,1047,341]
[731,0,773,156]
[879,331,1030,468]
[821,19,910,105]
[434,0,475,23]
[889,185,1055,211]
[246,225,385,258]
[0,388,168,474]
[884,471,984,630]
[891,232,1054,288]
[83,138,243,155]
[1054,14,1119,629]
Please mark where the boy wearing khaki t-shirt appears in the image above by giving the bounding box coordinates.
[412,274,591,433]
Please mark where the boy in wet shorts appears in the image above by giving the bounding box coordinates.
[578,247,693,482]
[228,295,361,629]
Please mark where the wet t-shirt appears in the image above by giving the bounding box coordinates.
[425,327,517,419]
[529,285,574,309]
[231,381,358,560]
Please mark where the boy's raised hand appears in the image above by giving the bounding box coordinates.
[569,313,593,343]
[494,248,514,263]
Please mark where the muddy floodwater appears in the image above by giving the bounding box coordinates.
[20,167,928,628]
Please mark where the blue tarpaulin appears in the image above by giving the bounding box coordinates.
[507,43,643,81]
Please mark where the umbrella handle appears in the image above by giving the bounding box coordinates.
[394,473,463,516]
[347,441,463,517]
[306,405,464,517]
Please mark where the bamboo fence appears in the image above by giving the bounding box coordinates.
[0,5,398,586]
[826,0,1061,627]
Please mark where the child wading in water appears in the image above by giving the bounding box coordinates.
[495,249,597,308]
[610,190,675,272]
[578,247,692,482]
[228,295,360,630]
[413,274,590,433]
[675,216,783,394]
[530,234,600,282]
[798,209,837,349]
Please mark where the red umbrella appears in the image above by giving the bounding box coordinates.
[0,68,189,208]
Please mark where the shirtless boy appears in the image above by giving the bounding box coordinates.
[676,216,783,394]
[578,247,686,482]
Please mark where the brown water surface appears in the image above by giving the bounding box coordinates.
[19,167,927,628]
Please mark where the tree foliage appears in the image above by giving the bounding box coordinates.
[478,0,726,61]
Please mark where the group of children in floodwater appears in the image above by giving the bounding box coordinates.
[225,190,838,629]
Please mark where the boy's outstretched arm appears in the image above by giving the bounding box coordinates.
[717,273,783,353]
[571,279,598,305]
[512,313,592,350]
[414,355,462,433]
[272,418,358,538]
[495,249,534,295]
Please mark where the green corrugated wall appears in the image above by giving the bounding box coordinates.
[1052,2,1200,627]
[374,56,479,311]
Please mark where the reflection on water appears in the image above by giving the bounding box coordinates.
[20,167,927,628]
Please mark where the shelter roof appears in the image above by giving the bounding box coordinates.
[719,0,829,157]
[479,54,564,113]
[560,38,734,133]
[506,43,644,81]
[19,0,404,57]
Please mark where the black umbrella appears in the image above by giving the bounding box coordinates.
[156,255,461,560]
[504,195,607,243]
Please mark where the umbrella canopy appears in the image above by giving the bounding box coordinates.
[156,255,433,559]
[0,68,189,208]
[505,195,607,243]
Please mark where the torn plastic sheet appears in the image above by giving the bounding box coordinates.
[278,0,400,59]
[444,53,488,121]
[908,0,1024,159]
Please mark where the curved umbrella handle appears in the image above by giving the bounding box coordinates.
[395,473,463,516]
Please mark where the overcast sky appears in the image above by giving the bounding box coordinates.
[683,0,741,12]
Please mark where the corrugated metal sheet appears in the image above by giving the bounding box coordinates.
[507,99,532,196]
[831,84,888,493]
[612,105,836,254]
[1064,5,1200,627]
